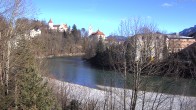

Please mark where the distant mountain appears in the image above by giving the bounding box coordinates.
[179,25,196,37]
[106,35,127,41]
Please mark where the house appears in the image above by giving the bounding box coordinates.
[90,30,106,41]
[30,28,41,38]
[48,19,68,32]
[166,35,196,53]
[130,33,196,61]
[129,33,167,61]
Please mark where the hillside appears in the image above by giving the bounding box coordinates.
[179,25,196,37]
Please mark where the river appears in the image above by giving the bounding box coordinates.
[48,56,196,97]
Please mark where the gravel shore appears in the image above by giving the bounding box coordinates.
[46,77,196,110]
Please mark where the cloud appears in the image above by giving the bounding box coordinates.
[161,3,173,7]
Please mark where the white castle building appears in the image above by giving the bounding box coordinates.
[88,25,93,36]
[48,19,68,32]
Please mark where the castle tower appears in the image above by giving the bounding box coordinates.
[48,18,53,29]
[88,25,93,36]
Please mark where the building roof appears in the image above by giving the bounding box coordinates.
[168,36,195,39]
[167,34,195,39]
[91,30,105,36]
[48,19,53,23]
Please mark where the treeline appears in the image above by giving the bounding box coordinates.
[0,16,90,57]
[32,24,87,57]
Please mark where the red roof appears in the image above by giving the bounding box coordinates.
[48,19,53,23]
[91,30,105,36]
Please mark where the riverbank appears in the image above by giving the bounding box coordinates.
[36,53,85,59]
[45,77,196,110]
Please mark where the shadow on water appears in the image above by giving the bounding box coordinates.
[48,56,196,97]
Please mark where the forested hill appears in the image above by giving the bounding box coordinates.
[179,25,196,37]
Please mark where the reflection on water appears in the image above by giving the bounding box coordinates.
[48,56,196,96]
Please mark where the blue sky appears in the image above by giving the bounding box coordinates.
[32,0,196,36]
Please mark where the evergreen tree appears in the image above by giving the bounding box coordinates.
[81,28,86,37]
[72,24,77,31]
[68,26,71,32]
[71,24,81,44]
[96,37,105,54]
[13,39,55,109]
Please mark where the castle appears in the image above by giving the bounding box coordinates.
[48,19,68,32]
[47,19,106,41]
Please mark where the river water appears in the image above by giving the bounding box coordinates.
[48,56,196,96]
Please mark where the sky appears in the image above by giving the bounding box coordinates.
[32,0,196,36]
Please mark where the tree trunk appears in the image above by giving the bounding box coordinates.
[131,62,140,110]
[123,60,127,110]
[5,40,11,95]
[14,73,18,110]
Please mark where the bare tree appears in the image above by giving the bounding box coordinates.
[107,18,171,110]
[0,0,27,99]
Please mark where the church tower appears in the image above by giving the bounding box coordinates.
[48,18,53,29]
[88,25,93,36]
